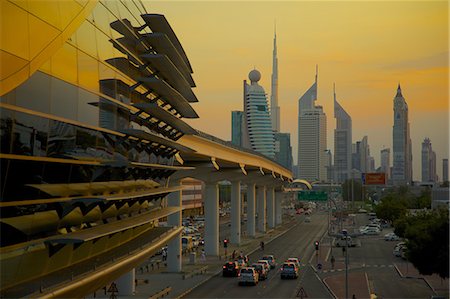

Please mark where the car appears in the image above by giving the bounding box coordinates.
[223,261,240,277]
[361,226,380,235]
[280,262,299,279]
[384,232,400,241]
[257,260,271,272]
[251,263,268,280]
[335,236,355,247]
[358,209,367,213]
[261,255,277,268]
[238,267,258,286]
[286,257,301,269]
[305,216,311,223]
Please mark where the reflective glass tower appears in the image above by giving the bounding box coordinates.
[243,70,275,158]
[333,84,352,183]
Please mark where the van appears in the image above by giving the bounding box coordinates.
[182,236,193,252]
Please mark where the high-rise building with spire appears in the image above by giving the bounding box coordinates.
[297,67,327,181]
[333,84,352,183]
[270,25,280,132]
[392,84,413,185]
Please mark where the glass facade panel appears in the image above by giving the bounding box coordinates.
[1,1,30,60]
[47,120,76,157]
[92,4,113,37]
[11,111,49,157]
[50,76,78,120]
[28,15,60,59]
[75,21,98,59]
[77,50,100,91]
[15,71,51,113]
[0,108,15,154]
[50,43,78,85]
[58,1,83,30]
[27,0,62,30]
[78,88,100,127]
[96,27,116,63]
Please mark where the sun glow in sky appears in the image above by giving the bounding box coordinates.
[145,1,449,180]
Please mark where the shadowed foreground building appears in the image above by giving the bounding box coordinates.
[0,1,199,296]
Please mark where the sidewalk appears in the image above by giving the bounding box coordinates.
[323,271,371,299]
[92,215,299,298]
[395,262,449,297]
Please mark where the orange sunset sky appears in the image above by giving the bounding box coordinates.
[145,1,449,180]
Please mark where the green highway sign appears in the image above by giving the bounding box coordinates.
[297,191,328,201]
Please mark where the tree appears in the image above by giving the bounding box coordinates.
[374,195,408,223]
[395,208,449,279]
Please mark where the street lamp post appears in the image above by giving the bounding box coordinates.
[343,229,349,299]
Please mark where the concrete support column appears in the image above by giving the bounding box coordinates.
[275,192,283,226]
[204,182,219,256]
[267,187,275,229]
[167,180,182,272]
[246,183,256,237]
[257,185,266,233]
[230,181,241,244]
[116,269,135,295]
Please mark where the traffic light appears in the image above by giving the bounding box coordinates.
[223,239,228,248]
[314,241,319,251]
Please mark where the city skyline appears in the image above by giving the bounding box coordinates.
[146,1,449,180]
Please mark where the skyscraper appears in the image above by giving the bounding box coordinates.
[270,27,280,132]
[422,138,437,182]
[380,148,391,181]
[443,159,449,182]
[274,132,293,170]
[297,68,327,181]
[242,69,275,158]
[231,110,243,146]
[392,84,413,185]
[333,84,352,183]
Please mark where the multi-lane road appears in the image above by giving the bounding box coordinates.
[186,212,332,298]
[184,212,445,299]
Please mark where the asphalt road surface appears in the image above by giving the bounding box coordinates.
[185,212,331,298]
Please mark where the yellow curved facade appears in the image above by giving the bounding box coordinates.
[0,0,98,95]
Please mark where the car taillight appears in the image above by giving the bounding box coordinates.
[235,266,238,269]
[223,266,226,269]
[281,267,284,271]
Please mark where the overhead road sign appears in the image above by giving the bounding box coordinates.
[297,191,328,201]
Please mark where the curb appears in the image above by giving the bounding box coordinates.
[393,264,438,296]
[321,275,338,299]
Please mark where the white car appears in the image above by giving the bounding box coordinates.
[286,257,301,269]
[238,267,258,286]
[361,227,380,235]
[384,232,400,241]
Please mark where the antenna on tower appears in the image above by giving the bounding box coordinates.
[315,64,318,83]
[333,82,336,101]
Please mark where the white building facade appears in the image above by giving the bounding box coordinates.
[297,70,327,181]
[242,70,275,158]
